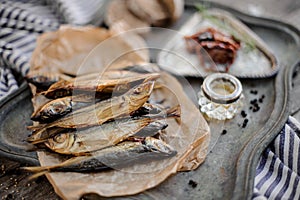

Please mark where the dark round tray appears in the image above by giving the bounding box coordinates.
[0,1,299,199]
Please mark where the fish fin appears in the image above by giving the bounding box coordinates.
[175,117,181,125]
[154,82,163,89]
[143,73,160,82]
[166,105,181,118]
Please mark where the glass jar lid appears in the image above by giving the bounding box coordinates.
[202,73,242,104]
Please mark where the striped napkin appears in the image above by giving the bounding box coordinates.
[253,116,300,199]
[0,0,107,100]
[0,1,299,199]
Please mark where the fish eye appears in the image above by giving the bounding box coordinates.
[48,104,65,114]
[53,134,66,143]
[133,86,143,94]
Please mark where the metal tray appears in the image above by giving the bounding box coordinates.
[0,1,299,199]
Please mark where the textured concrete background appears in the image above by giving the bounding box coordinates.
[209,0,300,29]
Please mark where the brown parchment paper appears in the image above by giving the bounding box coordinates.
[29,25,149,76]
[37,72,210,199]
[28,25,210,199]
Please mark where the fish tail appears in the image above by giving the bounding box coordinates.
[22,165,50,172]
[27,170,49,180]
[22,166,52,180]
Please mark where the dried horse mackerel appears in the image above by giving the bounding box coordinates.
[43,106,179,155]
[41,72,160,99]
[27,70,143,91]
[30,101,166,147]
[31,95,165,123]
[31,71,161,123]
[23,137,177,179]
[31,94,102,122]
[28,81,155,143]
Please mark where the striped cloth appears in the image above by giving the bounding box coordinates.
[253,116,300,200]
[0,66,18,97]
[0,0,107,100]
[0,0,59,99]
[0,1,299,199]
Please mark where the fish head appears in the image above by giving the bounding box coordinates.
[144,137,177,157]
[31,99,72,121]
[48,100,72,115]
[44,133,75,154]
[128,81,155,104]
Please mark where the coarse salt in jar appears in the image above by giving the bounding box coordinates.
[198,73,244,120]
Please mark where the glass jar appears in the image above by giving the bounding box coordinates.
[198,73,244,120]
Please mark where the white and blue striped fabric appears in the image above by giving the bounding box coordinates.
[0,1,299,199]
[0,0,107,100]
[253,116,300,200]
